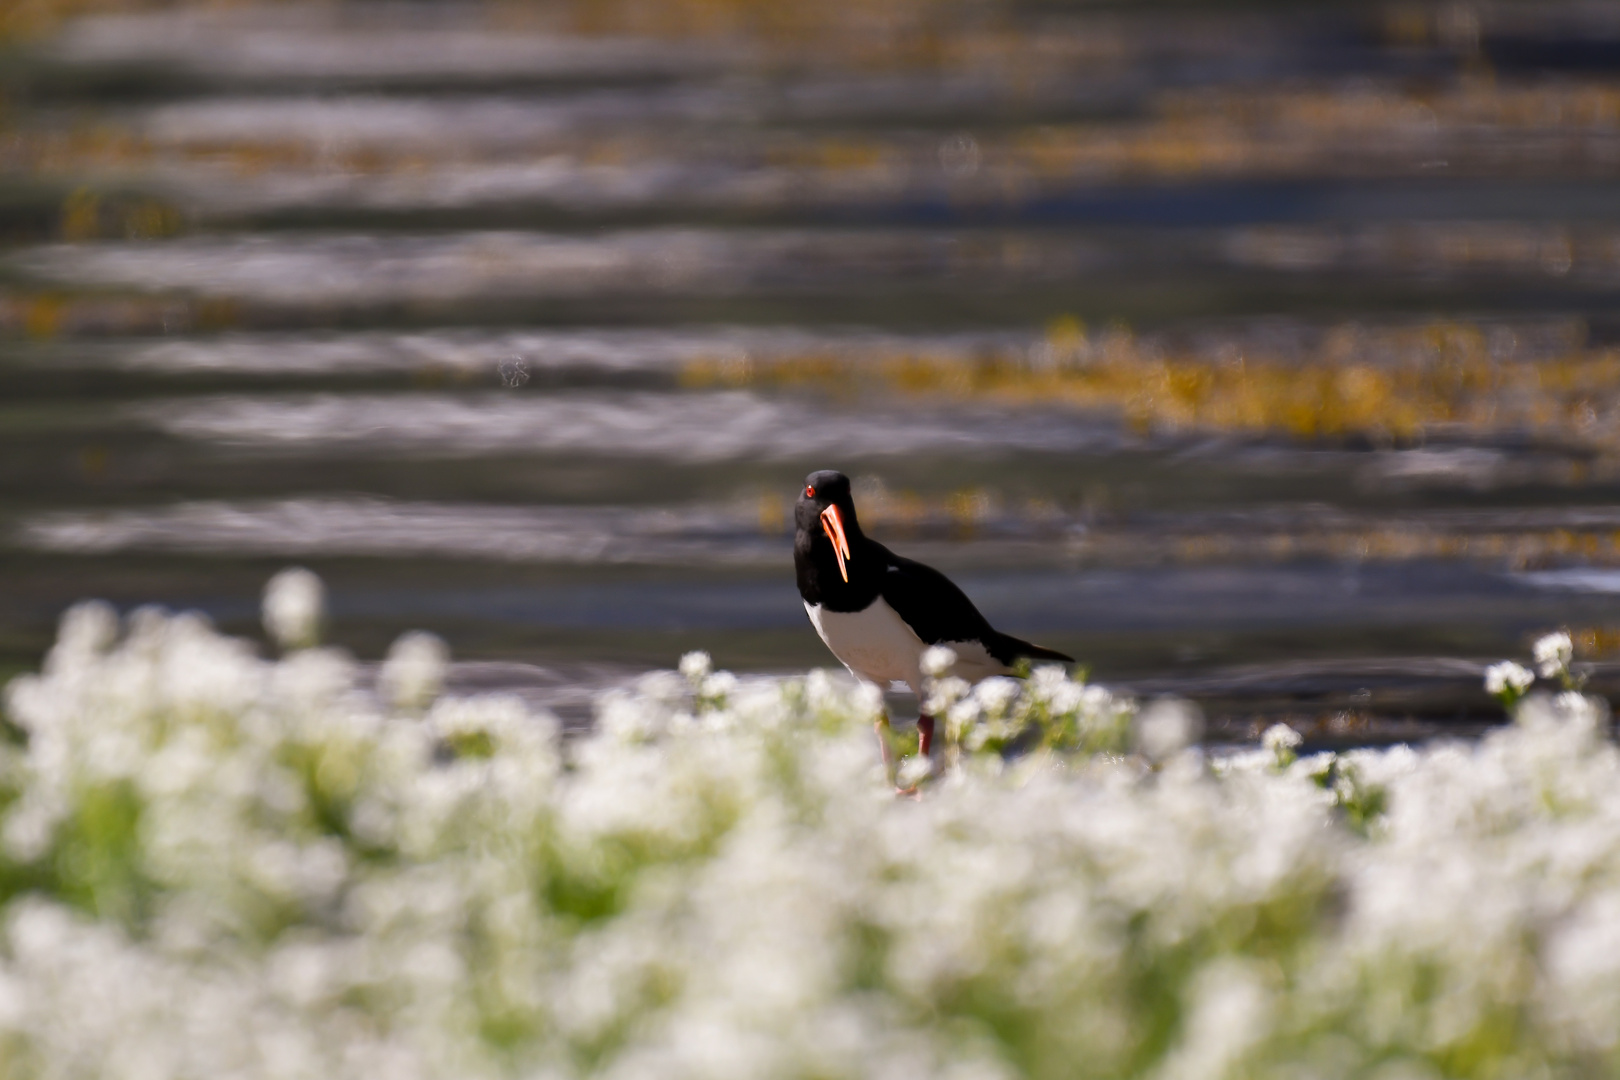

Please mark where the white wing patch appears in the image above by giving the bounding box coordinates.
[804,598,1013,695]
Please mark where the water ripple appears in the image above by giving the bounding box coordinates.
[12,230,1106,306]
[129,391,1120,460]
[17,497,788,565]
[62,327,1034,376]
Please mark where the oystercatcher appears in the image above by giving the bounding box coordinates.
[795,469,1072,771]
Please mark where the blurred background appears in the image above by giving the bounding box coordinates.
[4,0,1620,741]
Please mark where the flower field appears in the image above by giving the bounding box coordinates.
[0,573,1616,1079]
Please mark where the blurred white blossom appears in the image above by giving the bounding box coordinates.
[1135,698,1205,763]
[0,589,1615,1079]
[262,567,325,650]
[896,753,932,789]
[919,645,957,678]
[1485,659,1535,701]
[1262,722,1303,768]
[1533,631,1574,680]
[378,630,448,711]
[679,650,713,683]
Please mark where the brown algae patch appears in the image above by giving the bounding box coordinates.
[684,318,1620,461]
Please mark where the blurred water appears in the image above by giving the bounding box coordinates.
[6,1,1620,740]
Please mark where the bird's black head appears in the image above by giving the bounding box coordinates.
[796,470,862,536]
[794,470,867,597]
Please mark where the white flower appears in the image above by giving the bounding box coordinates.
[1534,632,1574,679]
[946,698,981,735]
[896,755,932,788]
[262,567,324,650]
[924,676,971,718]
[379,631,449,711]
[1555,690,1594,715]
[679,651,713,684]
[20,565,1620,1079]
[850,680,885,721]
[1135,698,1204,762]
[1028,663,1070,700]
[920,645,957,678]
[53,600,118,661]
[1485,660,1535,696]
[699,671,739,704]
[1262,723,1303,765]
[971,677,1021,717]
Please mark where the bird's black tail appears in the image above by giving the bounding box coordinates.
[993,633,1074,666]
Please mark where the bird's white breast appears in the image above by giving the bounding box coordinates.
[804,597,927,693]
[803,598,1009,695]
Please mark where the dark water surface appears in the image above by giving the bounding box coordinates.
[6,2,1620,740]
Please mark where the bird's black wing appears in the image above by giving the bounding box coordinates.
[876,547,996,647]
[877,545,1074,666]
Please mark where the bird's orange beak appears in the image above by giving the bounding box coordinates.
[820,504,851,583]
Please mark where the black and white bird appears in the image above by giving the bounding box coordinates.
[794,469,1072,763]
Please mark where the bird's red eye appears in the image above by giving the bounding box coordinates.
[805,485,815,498]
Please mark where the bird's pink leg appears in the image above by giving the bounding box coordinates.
[887,714,936,799]
[917,714,936,760]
